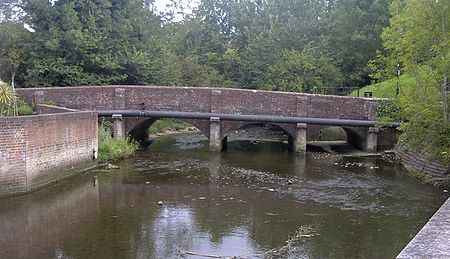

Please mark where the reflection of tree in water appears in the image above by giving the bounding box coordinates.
[61,190,161,258]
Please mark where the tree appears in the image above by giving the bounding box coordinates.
[17,0,170,87]
[326,0,391,89]
[0,21,27,87]
[381,0,449,123]
[266,46,342,93]
[376,0,450,163]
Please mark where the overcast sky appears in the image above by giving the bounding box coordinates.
[153,0,200,14]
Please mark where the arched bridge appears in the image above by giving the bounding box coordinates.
[17,86,393,153]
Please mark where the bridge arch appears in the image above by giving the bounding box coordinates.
[222,121,295,140]
[307,125,369,151]
[126,117,210,147]
[220,122,295,151]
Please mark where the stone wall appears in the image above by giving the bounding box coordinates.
[0,112,98,197]
[395,145,450,180]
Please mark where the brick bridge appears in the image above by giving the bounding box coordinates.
[17,86,384,153]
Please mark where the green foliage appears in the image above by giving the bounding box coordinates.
[266,47,342,93]
[160,0,391,91]
[16,99,33,115]
[367,0,450,165]
[0,0,392,92]
[376,99,404,123]
[0,21,26,84]
[149,118,187,134]
[10,0,173,87]
[98,123,139,161]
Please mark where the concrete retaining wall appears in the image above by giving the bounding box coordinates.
[397,197,450,258]
[395,145,450,180]
[0,112,98,197]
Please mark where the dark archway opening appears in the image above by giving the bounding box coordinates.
[224,123,291,152]
[129,118,208,149]
[308,126,363,153]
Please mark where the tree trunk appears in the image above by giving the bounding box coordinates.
[11,72,17,116]
[443,69,449,124]
[442,8,448,124]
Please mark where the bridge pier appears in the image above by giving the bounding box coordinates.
[209,117,222,152]
[289,123,307,153]
[112,114,126,140]
[366,127,379,153]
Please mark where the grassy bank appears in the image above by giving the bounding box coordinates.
[349,75,415,98]
[98,123,139,161]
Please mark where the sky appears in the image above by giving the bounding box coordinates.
[153,0,200,14]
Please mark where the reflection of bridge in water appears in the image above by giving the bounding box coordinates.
[17,86,398,153]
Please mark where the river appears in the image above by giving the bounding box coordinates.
[0,126,447,259]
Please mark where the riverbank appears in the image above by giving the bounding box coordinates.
[395,145,450,187]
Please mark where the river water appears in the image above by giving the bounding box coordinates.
[0,127,447,259]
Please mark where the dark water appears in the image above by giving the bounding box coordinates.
[0,131,448,259]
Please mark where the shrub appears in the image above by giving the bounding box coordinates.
[16,99,33,115]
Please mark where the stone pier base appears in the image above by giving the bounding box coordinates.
[289,123,307,153]
[209,117,222,152]
[366,127,379,153]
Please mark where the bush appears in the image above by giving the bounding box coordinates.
[16,99,33,115]
[98,123,139,161]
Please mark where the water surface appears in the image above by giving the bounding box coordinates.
[0,130,447,259]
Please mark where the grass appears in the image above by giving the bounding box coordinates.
[349,75,415,98]
[149,118,188,134]
[98,123,139,161]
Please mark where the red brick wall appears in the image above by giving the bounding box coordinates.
[0,119,27,195]
[16,86,379,120]
[0,112,98,197]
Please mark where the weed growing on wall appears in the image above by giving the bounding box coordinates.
[98,122,139,161]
